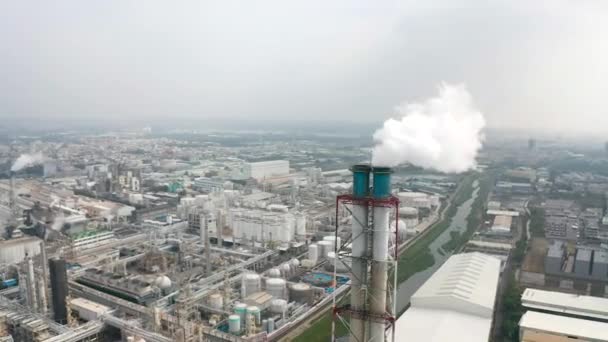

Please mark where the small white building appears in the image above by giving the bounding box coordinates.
[519,311,608,342]
[244,160,289,181]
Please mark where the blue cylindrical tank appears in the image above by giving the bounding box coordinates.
[351,164,371,198]
[372,167,392,199]
[2,278,17,287]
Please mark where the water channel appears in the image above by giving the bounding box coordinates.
[396,180,480,313]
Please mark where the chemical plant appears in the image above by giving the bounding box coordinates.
[0,136,424,342]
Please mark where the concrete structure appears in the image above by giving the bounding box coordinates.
[69,297,112,321]
[519,311,608,342]
[244,161,289,181]
[71,230,116,251]
[593,250,608,280]
[544,240,565,275]
[395,252,501,342]
[49,258,68,324]
[574,248,593,277]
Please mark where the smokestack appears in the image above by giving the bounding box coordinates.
[39,241,49,314]
[49,258,68,323]
[369,167,392,342]
[350,164,371,342]
[26,255,39,312]
[8,172,17,227]
[200,213,212,276]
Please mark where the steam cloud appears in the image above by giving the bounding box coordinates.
[11,153,44,172]
[371,83,485,173]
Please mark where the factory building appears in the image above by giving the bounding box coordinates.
[490,215,513,235]
[244,161,289,182]
[70,230,116,251]
[394,252,501,342]
[0,237,41,265]
[544,240,566,275]
[193,177,224,193]
[519,311,608,342]
[574,248,593,277]
[397,192,439,210]
[521,288,608,321]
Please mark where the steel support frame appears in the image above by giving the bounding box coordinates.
[332,194,399,342]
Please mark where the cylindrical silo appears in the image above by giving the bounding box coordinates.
[268,317,275,333]
[349,164,370,342]
[288,282,313,304]
[241,273,261,298]
[369,167,392,342]
[208,293,223,310]
[234,303,247,324]
[228,314,241,334]
[246,306,261,325]
[308,244,319,263]
[317,240,332,260]
[323,235,341,252]
[296,214,307,236]
[266,278,287,299]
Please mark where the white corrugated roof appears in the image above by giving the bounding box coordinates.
[394,308,491,342]
[394,252,500,342]
[522,288,608,320]
[519,311,608,340]
[410,252,501,318]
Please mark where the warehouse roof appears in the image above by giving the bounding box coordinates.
[519,311,608,341]
[486,209,520,217]
[394,253,501,342]
[522,288,608,321]
[410,252,501,318]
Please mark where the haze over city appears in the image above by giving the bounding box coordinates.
[1,1,607,137]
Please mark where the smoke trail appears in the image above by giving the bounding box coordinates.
[11,153,44,172]
[371,83,485,173]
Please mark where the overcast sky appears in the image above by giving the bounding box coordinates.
[0,1,607,135]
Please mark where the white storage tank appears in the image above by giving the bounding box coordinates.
[266,278,287,299]
[228,314,241,334]
[241,273,261,298]
[270,299,288,315]
[268,317,275,332]
[326,252,350,273]
[246,306,261,325]
[290,258,300,268]
[317,240,332,259]
[208,293,223,310]
[308,244,319,263]
[267,268,282,278]
[234,303,248,324]
[289,282,313,304]
[323,235,341,251]
[280,263,292,277]
[296,214,307,236]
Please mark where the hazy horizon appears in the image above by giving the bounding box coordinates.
[1,1,607,136]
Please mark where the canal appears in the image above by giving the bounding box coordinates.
[396,180,480,313]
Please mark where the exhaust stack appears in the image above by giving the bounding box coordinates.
[369,167,392,342]
[349,164,371,342]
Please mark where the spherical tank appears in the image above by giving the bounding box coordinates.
[290,258,300,268]
[267,268,282,278]
[266,278,287,299]
[154,275,172,290]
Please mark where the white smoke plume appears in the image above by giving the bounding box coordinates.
[371,83,485,173]
[11,152,44,172]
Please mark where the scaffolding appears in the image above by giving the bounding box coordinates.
[332,194,399,342]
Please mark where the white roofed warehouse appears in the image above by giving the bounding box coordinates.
[394,252,501,342]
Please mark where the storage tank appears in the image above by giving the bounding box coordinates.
[246,306,261,325]
[308,244,319,263]
[262,319,269,333]
[228,315,241,334]
[266,278,287,299]
[289,283,313,304]
[290,258,300,268]
[326,252,350,273]
[267,268,281,278]
[317,240,332,260]
[234,303,247,323]
[268,317,275,333]
[208,293,223,310]
[280,263,292,277]
[270,299,288,315]
[323,236,341,251]
[389,220,408,244]
[296,214,307,236]
[241,273,261,298]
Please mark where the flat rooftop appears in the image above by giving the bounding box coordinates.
[519,311,608,341]
[522,288,608,321]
